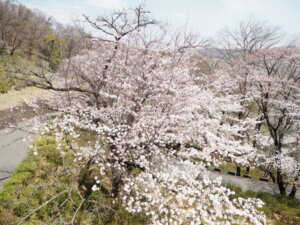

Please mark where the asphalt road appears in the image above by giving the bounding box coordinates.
[0,118,37,188]
[209,171,300,199]
[0,114,55,188]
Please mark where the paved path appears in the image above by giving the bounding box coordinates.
[0,115,55,188]
[155,156,300,199]
[209,171,300,199]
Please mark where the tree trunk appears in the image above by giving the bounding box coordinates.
[9,48,15,55]
[289,185,297,198]
[246,166,250,174]
[289,173,299,198]
[78,159,94,199]
[277,168,286,196]
[269,171,276,183]
[236,166,241,176]
[111,170,122,198]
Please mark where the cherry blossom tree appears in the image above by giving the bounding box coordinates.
[211,19,287,176]
[10,6,267,224]
[238,47,300,197]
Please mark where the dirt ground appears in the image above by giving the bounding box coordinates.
[0,103,51,129]
[0,87,51,111]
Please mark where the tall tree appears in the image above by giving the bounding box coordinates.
[245,47,300,196]
[10,6,266,224]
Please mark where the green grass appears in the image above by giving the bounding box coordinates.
[2,133,298,224]
[226,184,300,225]
[0,54,52,110]
[0,55,28,93]
[0,87,50,110]
[0,135,149,225]
[218,162,269,180]
[0,54,49,94]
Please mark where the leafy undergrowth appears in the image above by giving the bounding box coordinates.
[226,184,300,225]
[0,135,148,225]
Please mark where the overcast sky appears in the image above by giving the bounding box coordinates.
[19,0,300,37]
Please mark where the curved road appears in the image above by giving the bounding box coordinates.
[0,116,299,200]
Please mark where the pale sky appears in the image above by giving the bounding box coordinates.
[19,0,300,37]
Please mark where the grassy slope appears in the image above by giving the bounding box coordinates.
[1,136,300,224]
[0,135,148,225]
[226,184,300,225]
[0,87,50,111]
[0,55,31,93]
[0,55,51,111]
